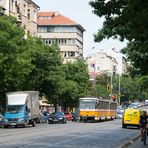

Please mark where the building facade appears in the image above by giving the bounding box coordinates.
[37,11,85,63]
[86,48,128,78]
[0,0,39,36]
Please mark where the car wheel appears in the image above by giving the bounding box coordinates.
[32,120,36,127]
[23,122,27,128]
[122,122,127,128]
[48,121,52,124]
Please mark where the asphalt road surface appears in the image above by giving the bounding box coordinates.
[0,119,140,148]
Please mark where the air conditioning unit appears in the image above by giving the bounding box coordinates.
[15,0,19,6]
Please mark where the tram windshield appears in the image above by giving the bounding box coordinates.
[80,99,97,109]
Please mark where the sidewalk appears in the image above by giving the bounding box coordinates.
[119,133,148,148]
[118,134,141,148]
[128,138,147,148]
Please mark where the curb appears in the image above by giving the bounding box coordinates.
[118,134,141,148]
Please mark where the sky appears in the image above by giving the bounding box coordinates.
[34,0,127,56]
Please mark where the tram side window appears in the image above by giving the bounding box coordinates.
[98,101,103,109]
[106,102,109,109]
[98,101,109,109]
[110,102,117,110]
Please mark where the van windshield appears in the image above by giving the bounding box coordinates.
[6,105,25,113]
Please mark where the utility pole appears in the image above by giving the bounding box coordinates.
[93,63,96,97]
[118,74,121,105]
[110,74,113,98]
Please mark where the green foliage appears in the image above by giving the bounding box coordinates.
[89,0,148,75]
[0,14,91,109]
[61,59,90,107]
[0,15,64,106]
[95,74,110,98]
[0,15,33,95]
[88,73,148,102]
[112,75,148,102]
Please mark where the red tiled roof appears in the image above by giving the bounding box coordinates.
[37,11,77,25]
[89,72,102,79]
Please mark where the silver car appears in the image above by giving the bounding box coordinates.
[116,106,124,119]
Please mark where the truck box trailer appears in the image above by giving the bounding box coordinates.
[2,91,39,128]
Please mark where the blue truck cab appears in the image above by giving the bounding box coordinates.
[2,91,39,128]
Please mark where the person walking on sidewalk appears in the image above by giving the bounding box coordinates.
[139,110,148,141]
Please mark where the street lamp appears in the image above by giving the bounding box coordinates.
[118,74,121,105]
[110,73,113,99]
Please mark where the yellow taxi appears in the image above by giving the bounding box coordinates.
[122,108,141,128]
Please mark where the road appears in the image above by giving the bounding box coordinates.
[0,119,139,148]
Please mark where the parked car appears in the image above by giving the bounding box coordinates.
[71,112,80,121]
[48,112,67,124]
[36,112,46,123]
[0,114,3,127]
[43,111,50,123]
[64,112,73,121]
[116,106,124,119]
[128,102,142,109]
[145,100,148,105]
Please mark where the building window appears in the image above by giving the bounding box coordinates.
[28,13,30,20]
[38,26,47,32]
[17,6,19,13]
[47,27,54,32]
[23,4,27,16]
[43,38,51,45]
[63,52,68,58]
[33,10,36,22]
[68,52,75,57]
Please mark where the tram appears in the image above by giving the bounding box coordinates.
[79,97,117,122]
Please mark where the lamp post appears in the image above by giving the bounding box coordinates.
[118,74,121,105]
[110,73,113,100]
[93,63,96,97]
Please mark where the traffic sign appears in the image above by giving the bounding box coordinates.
[107,84,110,92]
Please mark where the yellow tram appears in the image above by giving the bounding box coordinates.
[79,97,117,122]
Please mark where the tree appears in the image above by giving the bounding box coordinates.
[94,74,110,98]
[21,37,65,109]
[0,15,64,108]
[61,59,90,108]
[0,15,33,100]
[89,0,148,75]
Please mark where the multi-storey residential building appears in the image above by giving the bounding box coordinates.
[0,0,39,36]
[0,0,8,14]
[86,48,128,78]
[86,51,118,79]
[37,11,85,63]
[103,48,128,75]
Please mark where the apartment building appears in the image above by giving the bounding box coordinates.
[0,0,39,36]
[87,52,118,79]
[37,11,85,63]
[86,48,128,79]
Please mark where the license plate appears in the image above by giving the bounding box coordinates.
[125,120,131,122]
[53,119,58,121]
[10,123,16,125]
